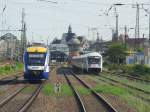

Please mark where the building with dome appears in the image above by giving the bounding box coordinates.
[61,25,76,44]
[61,25,87,57]
[68,37,81,56]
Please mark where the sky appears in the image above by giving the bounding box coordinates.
[0,0,150,43]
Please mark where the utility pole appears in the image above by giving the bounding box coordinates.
[135,3,140,48]
[1,0,7,36]
[116,14,119,41]
[32,32,34,44]
[143,33,145,47]
[124,26,127,49]
[133,3,143,48]
[149,14,150,45]
[114,5,119,42]
[20,8,27,62]
[142,6,150,46]
[134,25,137,48]
[91,27,97,42]
[47,36,49,47]
[106,4,125,42]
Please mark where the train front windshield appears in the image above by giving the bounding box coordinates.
[27,53,46,66]
[88,56,100,64]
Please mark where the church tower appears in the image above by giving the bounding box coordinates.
[66,25,75,42]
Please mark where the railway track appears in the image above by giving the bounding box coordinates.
[64,70,118,112]
[103,70,150,83]
[96,76,150,103]
[0,82,43,112]
[99,75,150,95]
[0,73,23,85]
[0,63,12,67]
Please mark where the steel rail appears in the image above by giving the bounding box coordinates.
[0,85,28,107]
[0,72,22,80]
[71,71,118,112]
[114,73,150,83]
[18,83,43,112]
[0,73,23,85]
[63,72,87,112]
[103,70,150,83]
[101,75,150,95]
[97,77,150,103]
[0,82,43,112]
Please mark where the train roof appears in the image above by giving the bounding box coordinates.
[72,52,102,59]
[26,46,47,53]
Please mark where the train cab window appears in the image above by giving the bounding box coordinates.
[27,53,46,66]
[88,56,100,64]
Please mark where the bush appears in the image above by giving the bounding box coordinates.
[108,64,120,71]
[107,64,150,76]
[0,63,23,76]
[132,65,150,76]
[103,62,109,67]
[121,65,133,73]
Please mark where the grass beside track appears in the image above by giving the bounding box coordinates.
[40,75,150,112]
[97,76,150,100]
[42,83,91,96]
[76,86,91,95]
[87,75,150,112]
[94,84,128,96]
[42,83,73,96]
[102,73,150,93]
[0,63,23,77]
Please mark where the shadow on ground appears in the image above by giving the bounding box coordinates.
[0,77,42,86]
[56,67,96,76]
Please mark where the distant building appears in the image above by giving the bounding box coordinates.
[61,25,76,44]
[126,52,144,65]
[126,38,147,48]
[126,56,135,64]
[61,33,68,44]
[0,33,19,60]
[68,37,81,56]
[61,25,87,57]
[89,33,111,54]
[82,40,90,50]
[49,44,69,55]
[52,38,61,44]
[144,47,150,67]
[49,44,69,63]
[65,25,76,42]
[118,34,129,43]
[118,34,148,48]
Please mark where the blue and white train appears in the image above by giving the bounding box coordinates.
[23,46,49,80]
[71,52,102,73]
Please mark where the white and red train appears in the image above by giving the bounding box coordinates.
[71,52,102,73]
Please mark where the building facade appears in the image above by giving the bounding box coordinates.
[49,44,69,55]
[0,33,19,60]
[49,44,69,63]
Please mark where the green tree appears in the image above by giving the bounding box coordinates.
[106,43,126,64]
[137,47,144,52]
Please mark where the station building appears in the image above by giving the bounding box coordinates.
[49,44,69,63]
[61,25,85,57]
[0,33,20,61]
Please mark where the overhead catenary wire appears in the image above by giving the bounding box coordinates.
[4,1,150,43]
[1,0,7,36]
[141,5,150,45]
